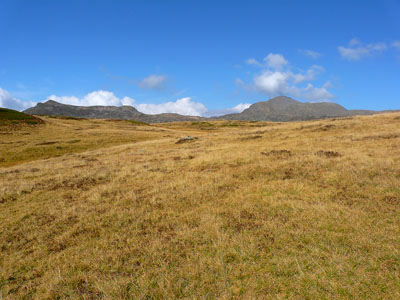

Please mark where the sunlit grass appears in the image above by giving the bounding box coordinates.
[1,113,400,299]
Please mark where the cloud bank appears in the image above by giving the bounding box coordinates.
[49,90,135,107]
[0,88,250,117]
[48,92,210,116]
[49,92,249,117]
[135,97,208,116]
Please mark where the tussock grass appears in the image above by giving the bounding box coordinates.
[1,113,400,299]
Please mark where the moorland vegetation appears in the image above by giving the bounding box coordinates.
[1,112,400,299]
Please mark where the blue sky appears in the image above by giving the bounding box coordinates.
[0,0,399,116]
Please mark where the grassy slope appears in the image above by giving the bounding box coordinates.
[1,114,400,299]
[0,108,37,120]
[0,116,165,167]
[0,108,44,127]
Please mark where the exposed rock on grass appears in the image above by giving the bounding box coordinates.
[176,136,198,144]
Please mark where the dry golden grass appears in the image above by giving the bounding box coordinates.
[0,116,169,167]
[1,113,400,299]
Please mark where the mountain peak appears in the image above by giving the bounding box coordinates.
[268,96,299,105]
[242,96,300,115]
[43,100,60,105]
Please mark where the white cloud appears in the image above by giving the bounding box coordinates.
[338,39,387,61]
[392,41,400,50]
[299,49,322,59]
[263,53,288,69]
[291,65,324,84]
[254,71,289,95]
[0,87,36,111]
[230,103,251,113]
[239,53,334,101]
[253,68,334,101]
[301,82,334,101]
[245,58,262,66]
[138,74,167,90]
[48,90,135,106]
[136,97,207,116]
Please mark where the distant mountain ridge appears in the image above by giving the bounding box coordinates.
[24,96,389,123]
[24,100,202,123]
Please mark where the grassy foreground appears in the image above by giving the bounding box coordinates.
[1,113,400,299]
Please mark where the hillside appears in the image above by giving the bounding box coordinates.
[0,108,44,134]
[0,107,43,124]
[24,96,383,123]
[1,112,400,299]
